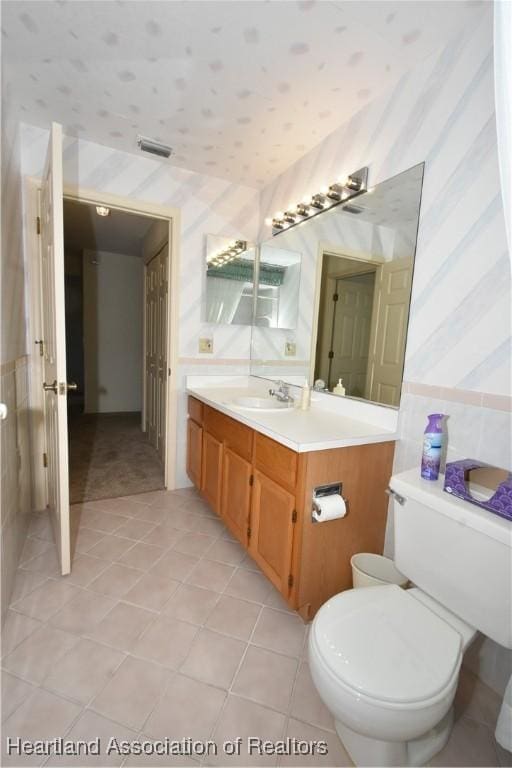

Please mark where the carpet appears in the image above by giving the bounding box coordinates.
[68,411,165,504]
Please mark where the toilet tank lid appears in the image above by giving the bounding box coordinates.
[312,585,463,705]
[390,469,511,547]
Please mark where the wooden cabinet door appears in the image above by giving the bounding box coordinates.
[249,470,296,596]
[186,419,203,489]
[201,431,223,515]
[221,448,252,546]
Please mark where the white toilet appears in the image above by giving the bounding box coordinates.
[309,468,512,767]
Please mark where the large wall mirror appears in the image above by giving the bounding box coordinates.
[250,163,424,407]
[205,235,256,325]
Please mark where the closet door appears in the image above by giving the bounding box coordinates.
[156,245,168,462]
[145,256,158,447]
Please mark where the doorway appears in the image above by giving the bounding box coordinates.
[314,252,378,397]
[63,199,167,503]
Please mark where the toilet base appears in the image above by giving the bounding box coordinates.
[335,707,454,767]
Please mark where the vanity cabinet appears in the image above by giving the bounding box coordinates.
[250,470,296,595]
[201,432,223,514]
[186,395,395,619]
[221,448,252,545]
[186,418,202,489]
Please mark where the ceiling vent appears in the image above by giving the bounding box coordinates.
[341,204,364,215]
[136,135,172,159]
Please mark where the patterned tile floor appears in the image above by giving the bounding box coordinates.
[1,487,510,767]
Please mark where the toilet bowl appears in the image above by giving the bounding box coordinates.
[309,468,511,766]
[308,584,474,767]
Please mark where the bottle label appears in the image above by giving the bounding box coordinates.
[421,433,442,480]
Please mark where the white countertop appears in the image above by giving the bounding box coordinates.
[186,384,398,453]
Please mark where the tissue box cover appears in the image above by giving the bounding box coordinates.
[444,459,512,522]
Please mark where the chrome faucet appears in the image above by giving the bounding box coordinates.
[268,380,294,403]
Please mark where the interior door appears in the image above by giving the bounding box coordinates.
[366,257,413,406]
[156,244,168,462]
[145,256,158,447]
[40,122,71,575]
[145,242,168,462]
[329,273,375,396]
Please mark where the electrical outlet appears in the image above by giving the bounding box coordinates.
[285,341,296,356]
[199,337,213,353]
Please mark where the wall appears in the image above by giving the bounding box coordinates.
[1,98,32,620]
[259,10,511,695]
[83,249,143,414]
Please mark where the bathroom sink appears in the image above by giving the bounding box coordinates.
[229,396,293,412]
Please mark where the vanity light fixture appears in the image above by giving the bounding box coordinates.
[208,239,247,268]
[270,166,368,235]
[96,206,111,217]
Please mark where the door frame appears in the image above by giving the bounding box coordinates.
[26,179,181,503]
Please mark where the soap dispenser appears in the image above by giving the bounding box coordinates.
[333,378,345,396]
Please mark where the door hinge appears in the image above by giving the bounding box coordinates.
[247,526,251,539]
[249,474,254,487]
[42,452,48,468]
[168,367,171,376]
[328,350,334,360]
[291,510,297,524]
[36,216,41,235]
[332,292,339,302]
[288,574,294,588]
[35,339,44,356]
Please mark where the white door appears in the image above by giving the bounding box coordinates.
[145,241,168,462]
[40,122,71,575]
[145,255,158,448]
[329,273,375,396]
[156,245,168,463]
[366,257,413,406]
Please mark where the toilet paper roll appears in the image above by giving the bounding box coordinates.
[312,494,347,522]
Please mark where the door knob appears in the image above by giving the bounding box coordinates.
[43,380,58,393]
[65,382,78,392]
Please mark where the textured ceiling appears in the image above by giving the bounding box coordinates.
[2,0,485,188]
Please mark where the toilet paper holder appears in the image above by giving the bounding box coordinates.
[312,482,346,522]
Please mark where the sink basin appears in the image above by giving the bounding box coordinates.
[230,396,293,412]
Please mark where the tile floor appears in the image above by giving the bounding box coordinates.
[1,487,510,767]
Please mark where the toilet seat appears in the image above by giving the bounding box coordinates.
[311,585,463,707]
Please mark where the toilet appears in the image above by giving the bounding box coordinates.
[309,468,512,767]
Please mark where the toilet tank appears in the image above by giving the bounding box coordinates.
[390,468,512,649]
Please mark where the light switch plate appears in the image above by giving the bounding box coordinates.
[285,341,296,356]
[199,337,213,353]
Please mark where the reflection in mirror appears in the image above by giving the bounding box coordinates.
[205,235,256,325]
[250,163,424,407]
[255,245,301,329]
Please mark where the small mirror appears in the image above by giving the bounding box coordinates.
[205,235,256,325]
[255,245,301,329]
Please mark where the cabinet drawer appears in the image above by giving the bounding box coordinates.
[254,433,297,492]
[188,396,203,425]
[204,406,253,461]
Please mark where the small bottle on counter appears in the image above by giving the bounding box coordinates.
[300,384,311,410]
[333,378,345,395]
